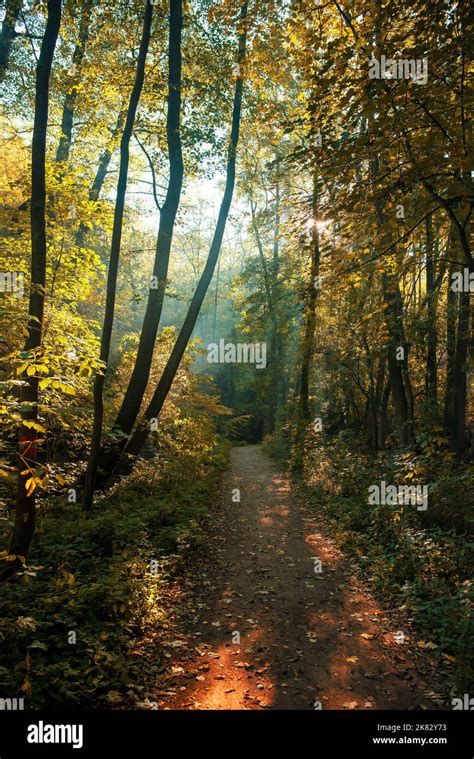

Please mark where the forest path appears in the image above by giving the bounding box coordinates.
[153,445,432,710]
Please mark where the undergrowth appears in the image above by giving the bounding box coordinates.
[267,429,474,696]
[0,441,229,708]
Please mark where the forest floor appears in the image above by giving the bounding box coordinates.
[133,445,443,710]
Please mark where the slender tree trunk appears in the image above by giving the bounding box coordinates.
[364,346,386,451]
[374,351,386,448]
[425,213,438,418]
[369,7,414,448]
[396,283,415,435]
[8,0,62,564]
[451,158,473,451]
[443,261,458,436]
[250,199,279,432]
[452,286,471,453]
[119,2,248,464]
[378,379,390,450]
[272,161,280,278]
[42,0,92,298]
[294,172,320,461]
[271,175,284,421]
[55,0,92,165]
[81,0,153,509]
[359,330,377,449]
[97,0,183,475]
[74,107,126,250]
[0,0,21,82]
[382,272,413,446]
[212,257,220,340]
[251,201,275,327]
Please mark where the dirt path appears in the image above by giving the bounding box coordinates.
[150,445,436,710]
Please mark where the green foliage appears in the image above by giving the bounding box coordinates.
[302,436,474,693]
[0,434,228,707]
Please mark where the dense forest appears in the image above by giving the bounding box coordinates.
[0,0,472,717]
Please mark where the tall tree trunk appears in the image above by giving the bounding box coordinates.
[368,3,414,448]
[119,2,248,464]
[359,330,377,449]
[97,0,183,474]
[396,283,415,435]
[425,213,438,418]
[0,0,21,82]
[382,272,414,446]
[212,257,220,340]
[374,351,386,449]
[364,343,386,451]
[451,150,473,451]
[272,159,280,278]
[443,261,458,436]
[452,286,471,453]
[271,172,285,421]
[250,199,279,432]
[55,0,92,164]
[378,379,390,450]
[294,172,320,462]
[8,0,62,564]
[81,0,153,509]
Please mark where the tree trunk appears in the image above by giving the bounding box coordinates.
[424,213,438,418]
[81,0,153,509]
[8,0,62,563]
[382,272,414,446]
[396,283,415,435]
[0,0,21,82]
[98,0,183,471]
[120,2,248,464]
[55,0,92,164]
[271,174,284,423]
[443,261,458,436]
[250,199,280,432]
[452,286,471,453]
[74,107,126,250]
[378,379,390,450]
[272,160,280,278]
[294,172,320,462]
[212,257,220,340]
[372,350,386,449]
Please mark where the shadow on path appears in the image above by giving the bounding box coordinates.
[152,445,433,710]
